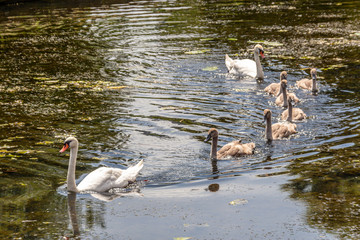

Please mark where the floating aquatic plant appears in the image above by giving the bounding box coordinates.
[35,141,54,145]
[200,38,214,41]
[184,49,211,55]
[202,66,218,71]
[248,40,283,46]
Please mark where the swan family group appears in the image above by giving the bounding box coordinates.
[206,44,318,160]
[60,44,318,193]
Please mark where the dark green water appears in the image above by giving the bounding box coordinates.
[1,0,360,239]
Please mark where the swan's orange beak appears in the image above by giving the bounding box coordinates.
[260,51,265,59]
[60,143,69,153]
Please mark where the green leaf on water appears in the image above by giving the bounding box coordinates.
[16,150,34,154]
[265,41,283,46]
[228,38,238,41]
[272,55,295,60]
[184,49,211,55]
[33,77,51,81]
[107,86,127,90]
[248,40,283,46]
[248,40,265,44]
[92,157,107,161]
[300,56,319,60]
[35,141,54,145]
[202,66,218,71]
[200,38,214,41]
[321,64,348,70]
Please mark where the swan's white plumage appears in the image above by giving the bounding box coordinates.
[225,44,265,79]
[60,137,143,193]
[77,161,143,192]
[225,56,257,78]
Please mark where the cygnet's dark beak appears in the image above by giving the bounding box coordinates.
[263,113,268,123]
[204,134,212,142]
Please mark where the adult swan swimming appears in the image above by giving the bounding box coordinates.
[225,44,265,79]
[60,137,144,193]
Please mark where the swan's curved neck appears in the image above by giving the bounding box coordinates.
[67,146,79,192]
[266,117,273,141]
[312,78,317,92]
[254,53,264,79]
[287,102,293,122]
[282,88,288,108]
[210,136,218,160]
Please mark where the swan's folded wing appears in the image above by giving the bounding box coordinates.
[217,141,236,159]
[238,143,255,155]
[264,83,280,95]
[294,108,307,120]
[276,123,297,139]
[281,109,289,120]
[297,79,311,89]
[77,167,122,192]
[232,59,256,77]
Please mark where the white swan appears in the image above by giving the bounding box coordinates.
[60,137,144,193]
[225,44,265,79]
[296,68,318,93]
[205,128,255,160]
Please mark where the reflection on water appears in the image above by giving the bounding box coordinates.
[0,0,360,238]
[67,192,80,238]
[65,189,143,238]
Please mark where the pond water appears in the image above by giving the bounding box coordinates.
[1,0,360,239]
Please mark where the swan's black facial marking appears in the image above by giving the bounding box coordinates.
[60,139,72,153]
[63,140,72,148]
